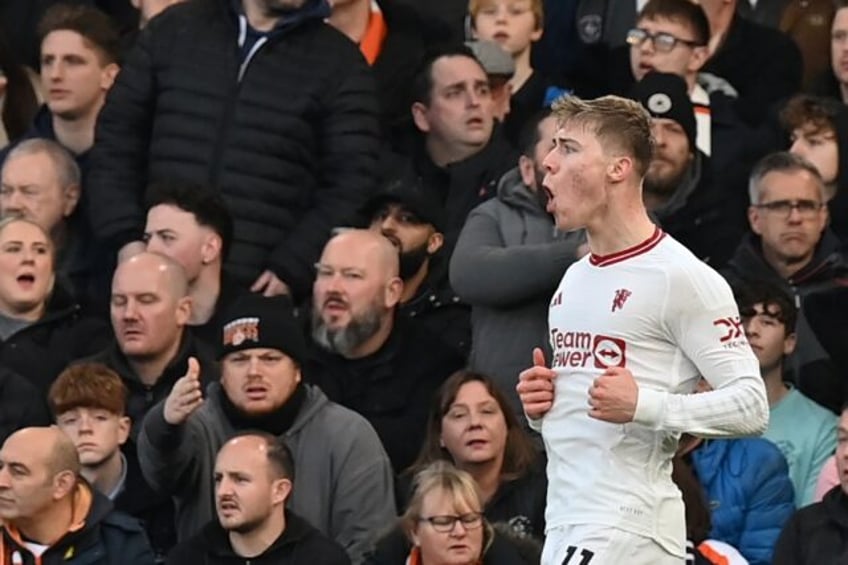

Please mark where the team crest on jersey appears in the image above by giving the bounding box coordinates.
[611,288,632,312]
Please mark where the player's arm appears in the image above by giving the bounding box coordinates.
[633,272,768,437]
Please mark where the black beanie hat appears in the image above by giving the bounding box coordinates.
[218,294,306,364]
[632,72,697,152]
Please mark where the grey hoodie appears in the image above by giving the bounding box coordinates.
[450,167,582,416]
[138,382,395,564]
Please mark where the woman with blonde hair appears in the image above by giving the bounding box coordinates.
[366,461,535,564]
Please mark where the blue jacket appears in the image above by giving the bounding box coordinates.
[691,438,796,565]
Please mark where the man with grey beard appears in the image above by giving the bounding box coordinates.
[306,229,465,473]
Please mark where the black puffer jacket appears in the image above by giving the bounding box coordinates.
[0,283,110,395]
[88,0,380,300]
[774,486,848,564]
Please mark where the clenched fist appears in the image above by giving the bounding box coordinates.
[164,357,204,425]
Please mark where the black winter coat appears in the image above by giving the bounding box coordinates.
[0,367,50,445]
[87,0,380,300]
[773,486,848,564]
[165,512,350,565]
[0,283,110,395]
[306,318,465,474]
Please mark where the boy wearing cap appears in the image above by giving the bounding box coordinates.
[138,294,394,564]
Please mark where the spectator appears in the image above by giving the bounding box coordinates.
[1,4,120,168]
[0,139,95,305]
[810,1,848,103]
[49,362,176,560]
[88,251,218,432]
[0,217,108,395]
[468,0,564,144]
[781,94,848,247]
[722,152,848,413]
[362,169,470,359]
[450,110,580,414]
[87,0,380,302]
[138,293,395,563]
[736,281,837,507]
[143,181,244,350]
[407,45,517,250]
[465,39,515,125]
[0,426,155,565]
[682,431,796,565]
[166,433,350,565]
[402,370,547,540]
[631,71,747,265]
[326,0,428,148]
[0,31,40,147]
[697,0,803,126]
[365,461,537,565]
[773,402,848,564]
[308,229,465,472]
[619,0,754,179]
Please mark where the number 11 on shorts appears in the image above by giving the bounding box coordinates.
[562,545,595,565]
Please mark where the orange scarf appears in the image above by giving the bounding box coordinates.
[359,2,387,65]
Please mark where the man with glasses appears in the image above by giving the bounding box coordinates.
[723,151,848,413]
[621,0,752,182]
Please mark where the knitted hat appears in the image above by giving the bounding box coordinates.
[218,294,306,364]
[632,71,697,152]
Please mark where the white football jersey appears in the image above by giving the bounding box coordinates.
[538,228,767,555]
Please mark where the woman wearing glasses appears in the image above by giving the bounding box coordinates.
[365,461,535,565]
[401,370,547,541]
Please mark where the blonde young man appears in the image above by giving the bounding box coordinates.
[516,95,768,564]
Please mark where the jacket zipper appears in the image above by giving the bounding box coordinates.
[208,15,268,188]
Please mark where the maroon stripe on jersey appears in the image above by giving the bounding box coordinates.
[589,227,666,267]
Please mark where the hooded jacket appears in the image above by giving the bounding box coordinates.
[87,0,380,300]
[722,230,848,412]
[165,511,350,565]
[137,382,395,564]
[0,482,154,565]
[450,167,580,417]
[690,438,796,565]
[773,485,848,564]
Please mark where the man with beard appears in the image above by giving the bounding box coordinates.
[165,433,349,564]
[139,292,394,563]
[307,229,465,473]
[450,110,584,419]
[632,71,746,267]
[362,169,470,359]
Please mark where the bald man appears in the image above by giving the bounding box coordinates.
[86,251,219,436]
[0,427,154,564]
[307,229,465,472]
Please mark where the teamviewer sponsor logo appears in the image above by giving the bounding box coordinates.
[550,328,626,368]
